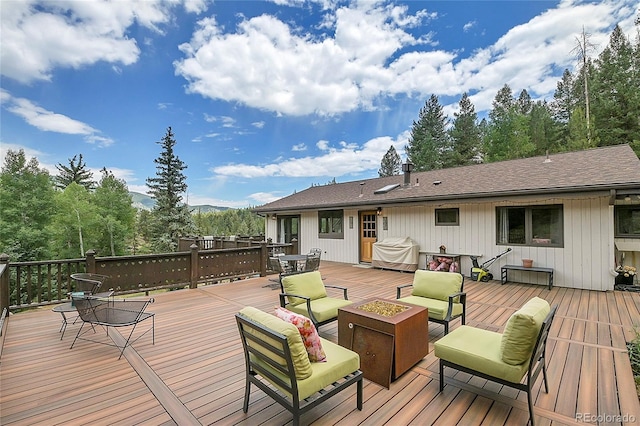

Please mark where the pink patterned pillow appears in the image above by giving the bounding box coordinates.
[274,307,327,362]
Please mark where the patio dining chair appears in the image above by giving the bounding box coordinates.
[70,273,113,298]
[70,296,155,359]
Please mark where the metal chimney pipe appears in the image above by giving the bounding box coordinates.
[402,161,414,186]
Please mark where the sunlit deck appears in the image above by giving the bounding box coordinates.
[1,261,639,425]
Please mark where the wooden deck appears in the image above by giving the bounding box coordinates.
[1,261,639,425]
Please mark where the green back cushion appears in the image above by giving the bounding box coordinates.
[500,297,550,365]
[411,270,462,301]
[282,271,327,305]
[238,306,313,379]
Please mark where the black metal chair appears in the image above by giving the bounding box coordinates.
[236,307,362,426]
[70,296,155,359]
[70,273,113,298]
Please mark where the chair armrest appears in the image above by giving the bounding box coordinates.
[444,292,466,321]
[396,283,412,299]
[279,292,311,307]
[447,292,466,304]
[325,285,348,300]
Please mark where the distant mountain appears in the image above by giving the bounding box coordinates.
[129,192,229,213]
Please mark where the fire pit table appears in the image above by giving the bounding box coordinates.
[338,298,428,388]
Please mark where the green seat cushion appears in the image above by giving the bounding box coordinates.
[282,271,327,305]
[253,338,360,400]
[397,296,463,320]
[238,307,312,380]
[500,297,550,365]
[434,325,528,383]
[411,270,462,301]
[288,298,353,324]
[296,339,360,400]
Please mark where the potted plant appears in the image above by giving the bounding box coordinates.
[615,265,637,286]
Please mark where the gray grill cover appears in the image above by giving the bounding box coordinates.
[372,237,420,272]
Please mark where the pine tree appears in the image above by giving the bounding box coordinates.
[449,93,481,166]
[405,94,449,171]
[54,154,95,191]
[378,145,401,177]
[146,127,195,252]
[592,25,640,147]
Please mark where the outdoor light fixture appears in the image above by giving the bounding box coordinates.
[377,207,382,216]
[271,214,277,220]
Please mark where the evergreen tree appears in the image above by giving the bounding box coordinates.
[94,168,137,256]
[591,25,640,147]
[484,85,535,161]
[566,107,598,151]
[146,127,195,252]
[378,145,401,177]
[529,101,557,154]
[405,94,449,171]
[550,69,577,149]
[449,93,481,166]
[54,154,95,191]
[0,149,55,261]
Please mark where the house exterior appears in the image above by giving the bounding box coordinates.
[254,145,640,291]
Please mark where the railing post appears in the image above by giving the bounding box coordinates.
[292,238,299,254]
[85,250,96,274]
[0,253,10,315]
[260,241,268,277]
[190,244,199,289]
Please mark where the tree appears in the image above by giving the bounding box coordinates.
[484,85,535,161]
[449,93,481,166]
[378,145,401,177]
[94,168,136,256]
[49,183,99,258]
[146,127,195,252]
[591,25,640,147]
[0,149,55,261]
[405,94,450,171]
[54,154,95,191]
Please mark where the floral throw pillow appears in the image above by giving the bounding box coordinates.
[274,307,327,362]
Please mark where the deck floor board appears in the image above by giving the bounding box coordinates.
[1,261,639,425]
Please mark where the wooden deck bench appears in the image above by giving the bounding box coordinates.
[501,265,554,290]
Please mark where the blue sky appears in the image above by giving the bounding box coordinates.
[1,0,638,208]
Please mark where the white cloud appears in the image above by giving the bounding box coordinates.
[463,20,476,32]
[212,132,407,178]
[3,92,114,147]
[0,0,204,84]
[248,191,284,204]
[251,121,266,129]
[292,143,307,152]
[175,0,636,117]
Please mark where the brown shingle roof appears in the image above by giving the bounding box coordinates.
[254,144,640,213]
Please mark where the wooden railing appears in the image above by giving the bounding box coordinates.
[0,241,292,315]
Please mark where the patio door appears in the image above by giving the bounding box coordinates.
[359,211,377,263]
[278,215,299,244]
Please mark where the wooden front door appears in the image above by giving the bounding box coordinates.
[360,211,377,263]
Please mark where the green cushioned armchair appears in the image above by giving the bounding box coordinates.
[396,269,466,334]
[279,271,353,328]
[434,298,557,426]
[236,307,363,426]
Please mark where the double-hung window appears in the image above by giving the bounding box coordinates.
[496,205,563,247]
[318,210,344,239]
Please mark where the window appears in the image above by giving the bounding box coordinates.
[318,210,344,239]
[615,206,640,237]
[435,208,459,226]
[496,205,563,247]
